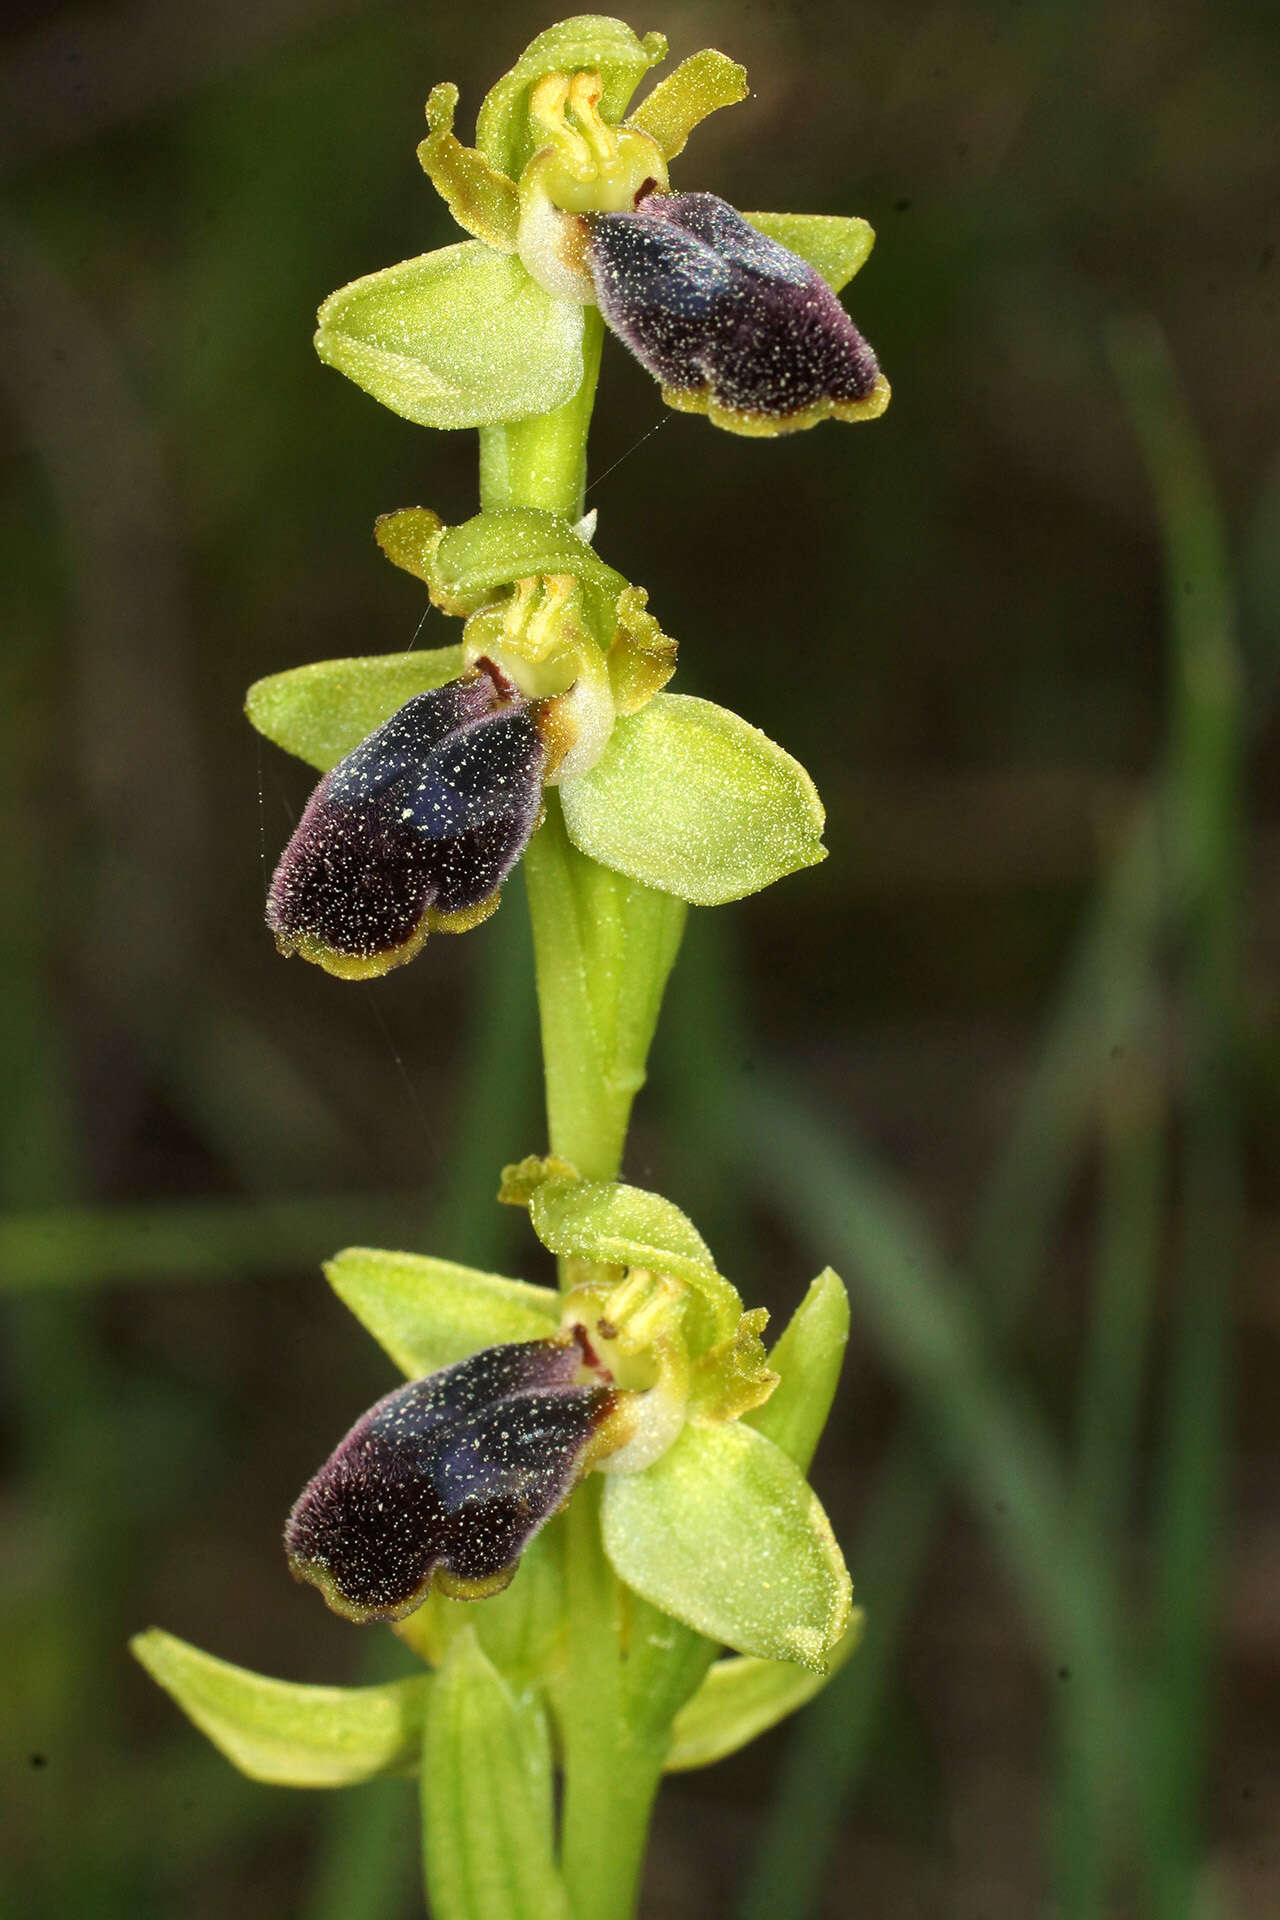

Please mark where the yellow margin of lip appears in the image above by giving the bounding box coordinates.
[276,890,502,981]
[660,369,891,438]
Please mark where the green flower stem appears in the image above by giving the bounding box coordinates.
[479,309,605,520]
[522,797,685,1184]
[558,1482,668,1920]
[467,303,684,1920]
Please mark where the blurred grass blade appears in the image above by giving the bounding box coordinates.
[1108,318,1243,1920]
[301,1777,418,1920]
[736,1077,1119,1673]
[738,426,1280,1920]
[1236,448,1280,690]
[737,1078,1129,1919]
[664,910,1142,1920]
[0,1192,426,1289]
[1071,881,1165,1548]
[967,800,1161,1330]
[739,1431,938,1920]
[1058,840,1165,1916]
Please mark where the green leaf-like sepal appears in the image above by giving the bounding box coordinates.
[477,17,668,180]
[628,49,749,161]
[245,648,463,772]
[747,1268,850,1472]
[601,1422,851,1670]
[315,242,584,430]
[509,1164,742,1349]
[418,83,520,252]
[422,1629,571,1920]
[560,694,826,905]
[131,1629,430,1786]
[744,212,875,294]
[664,1611,864,1772]
[325,1247,559,1378]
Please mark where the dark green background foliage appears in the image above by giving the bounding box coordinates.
[2,0,1278,1914]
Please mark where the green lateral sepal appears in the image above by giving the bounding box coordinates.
[744,212,875,294]
[245,647,464,772]
[601,1422,851,1671]
[315,242,584,430]
[559,693,827,904]
[131,1629,430,1786]
[664,1610,864,1771]
[422,1628,571,1920]
[325,1246,560,1378]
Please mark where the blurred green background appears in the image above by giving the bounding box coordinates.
[2,0,1278,1914]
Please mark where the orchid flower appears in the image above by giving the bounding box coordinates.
[315,17,888,440]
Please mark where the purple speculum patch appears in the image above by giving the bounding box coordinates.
[266,664,546,974]
[285,1339,618,1620]
[585,191,884,430]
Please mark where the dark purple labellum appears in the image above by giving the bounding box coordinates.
[585,191,888,435]
[285,1340,621,1621]
[266,665,546,978]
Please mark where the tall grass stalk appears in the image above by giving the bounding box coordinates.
[1109,320,1243,1920]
